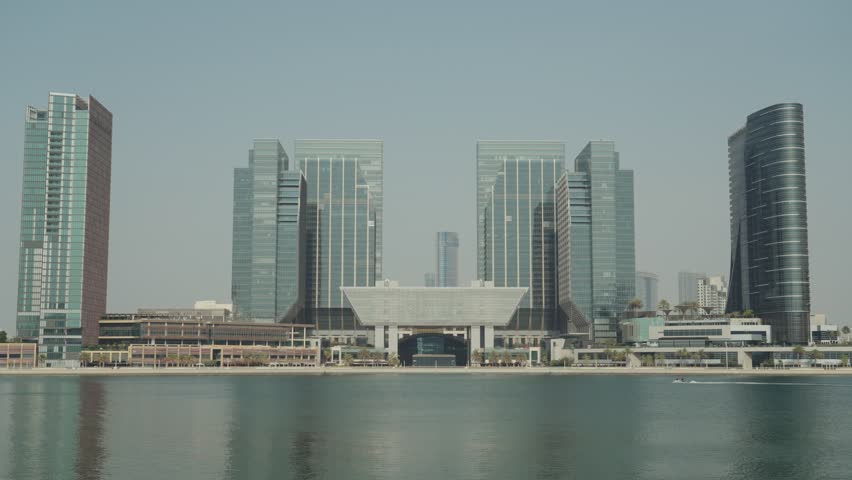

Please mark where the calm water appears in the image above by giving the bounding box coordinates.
[1,373,851,480]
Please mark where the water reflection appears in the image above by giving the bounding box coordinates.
[74,378,106,480]
[2,374,852,480]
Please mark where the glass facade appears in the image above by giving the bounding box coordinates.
[435,231,459,287]
[231,140,306,323]
[477,142,564,334]
[568,141,635,344]
[294,139,383,278]
[16,93,113,365]
[296,141,379,332]
[727,103,811,344]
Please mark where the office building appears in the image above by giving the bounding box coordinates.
[636,271,659,312]
[435,231,459,287]
[727,103,811,344]
[477,141,564,339]
[566,141,635,343]
[295,140,381,336]
[231,140,307,323]
[16,93,113,366]
[696,276,727,315]
[678,271,707,304]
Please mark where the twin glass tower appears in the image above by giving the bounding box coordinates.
[476,141,636,343]
[232,139,382,332]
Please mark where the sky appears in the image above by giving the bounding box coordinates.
[1,1,851,334]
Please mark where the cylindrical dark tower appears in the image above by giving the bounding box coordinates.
[741,103,811,344]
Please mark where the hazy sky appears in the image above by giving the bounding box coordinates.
[2,1,851,333]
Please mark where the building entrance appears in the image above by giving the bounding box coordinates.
[398,333,468,367]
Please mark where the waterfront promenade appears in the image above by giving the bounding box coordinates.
[3,366,852,376]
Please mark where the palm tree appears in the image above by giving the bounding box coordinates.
[388,353,400,367]
[622,347,633,367]
[627,298,643,318]
[792,345,806,367]
[322,348,331,363]
[676,348,690,367]
[38,353,47,367]
[807,349,823,367]
[742,309,754,318]
[697,349,705,368]
[657,299,671,318]
[471,349,483,364]
[841,355,849,368]
[690,352,701,367]
[342,353,354,366]
[654,352,665,367]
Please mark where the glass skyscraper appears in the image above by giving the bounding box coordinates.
[435,231,459,287]
[477,141,564,335]
[636,271,659,312]
[16,93,113,366]
[295,140,380,333]
[231,139,306,323]
[566,141,635,344]
[727,103,811,344]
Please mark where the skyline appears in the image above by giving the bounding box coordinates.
[2,2,852,333]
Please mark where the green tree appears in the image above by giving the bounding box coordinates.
[622,347,633,367]
[0,330,7,343]
[342,353,354,366]
[471,349,483,364]
[581,354,590,366]
[840,355,849,367]
[807,349,823,366]
[657,299,671,317]
[627,297,643,318]
[792,345,806,367]
[697,349,706,367]
[387,353,400,367]
[358,347,370,360]
[742,309,754,318]
[38,353,47,367]
[676,348,690,367]
[322,348,331,363]
[654,352,665,367]
[842,326,850,335]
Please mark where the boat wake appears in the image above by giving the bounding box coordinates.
[679,380,852,387]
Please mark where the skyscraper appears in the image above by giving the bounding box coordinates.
[727,103,811,344]
[16,93,113,366]
[697,276,727,315]
[566,141,635,344]
[424,272,436,287]
[435,231,459,287]
[678,271,707,304]
[636,271,659,312]
[477,141,564,335]
[231,139,306,323]
[295,140,380,333]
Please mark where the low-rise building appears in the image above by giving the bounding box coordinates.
[0,343,37,368]
[98,314,315,348]
[810,314,839,344]
[82,344,318,367]
[648,317,770,347]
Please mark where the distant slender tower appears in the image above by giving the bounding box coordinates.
[16,93,113,366]
[435,232,459,287]
[727,103,811,344]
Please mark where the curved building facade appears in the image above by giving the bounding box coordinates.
[727,103,811,344]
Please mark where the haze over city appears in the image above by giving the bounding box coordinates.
[2,0,851,334]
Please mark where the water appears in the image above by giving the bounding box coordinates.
[1,373,851,480]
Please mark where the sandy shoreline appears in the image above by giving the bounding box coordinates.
[2,366,852,377]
